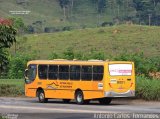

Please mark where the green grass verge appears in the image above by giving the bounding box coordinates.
[0,116,4,119]
[136,76,160,101]
[0,116,5,119]
[0,79,24,96]
[0,78,160,101]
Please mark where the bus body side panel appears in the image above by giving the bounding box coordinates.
[25,79,37,98]
[45,90,104,100]
[44,80,104,100]
[76,81,104,99]
[83,91,104,99]
[45,89,75,99]
[25,86,36,97]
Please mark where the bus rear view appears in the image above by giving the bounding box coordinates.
[104,61,135,97]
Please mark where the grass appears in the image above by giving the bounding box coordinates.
[10,25,160,59]
[136,76,160,101]
[0,116,4,119]
[0,79,24,96]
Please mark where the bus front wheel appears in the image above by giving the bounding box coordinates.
[37,90,48,103]
[98,98,112,105]
[75,90,84,104]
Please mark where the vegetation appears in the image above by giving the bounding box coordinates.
[136,76,160,101]
[8,53,35,79]
[5,49,160,79]
[2,25,157,79]
[0,116,4,119]
[1,0,160,33]
[10,25,160,59]
[0,79,24,96]
[0,18,17,78]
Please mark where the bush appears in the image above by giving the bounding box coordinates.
[87,49,106,60]
[0,84,23,96]
[48,52,59,59]
[62,26,72,31]
[101,22,113,27]
[63,47,75,60]
[136,76,160,101]
[0,79,24,96]
[44,27,56,33]
[26,25,34,33]
[7,54,33,79]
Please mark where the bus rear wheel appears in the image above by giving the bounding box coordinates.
[63,99,71,103]
[75,90,84,104]
[37,90,48,103]
[98,98,112,105]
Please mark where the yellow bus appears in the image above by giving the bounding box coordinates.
[24,59,135,105]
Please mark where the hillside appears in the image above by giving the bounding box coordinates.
[1,0,160,30]
[0,0,62,26]
[10,25,160,59]
[0,0,110,28]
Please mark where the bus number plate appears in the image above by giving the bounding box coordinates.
[117,81,125,84]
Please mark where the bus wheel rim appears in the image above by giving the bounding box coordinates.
[77,94,82,102]
[40,93,44,100]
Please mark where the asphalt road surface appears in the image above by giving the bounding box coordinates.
[0,97,159,119]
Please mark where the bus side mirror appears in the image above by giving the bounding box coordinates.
[24,69,28,80]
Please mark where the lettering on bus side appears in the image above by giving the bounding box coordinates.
[59,82,73,88]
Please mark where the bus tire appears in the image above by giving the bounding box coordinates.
[75,90,84,105]
[63,99,71,103]
[98,98,112,105]
[37,90,48,103]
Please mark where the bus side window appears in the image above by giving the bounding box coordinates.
[48,65,58,80]
[38,65,48,79]
[93,66,104,81]
[59,65,69,80]
[81,66,92,81]
[70,65,80,80]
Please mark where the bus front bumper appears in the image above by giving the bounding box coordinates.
[104,90,135,97]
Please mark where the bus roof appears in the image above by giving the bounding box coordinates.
[27,60,133,65]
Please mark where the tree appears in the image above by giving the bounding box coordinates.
[116,0,123,17]
[59,0,70,21]
[152,0,160,7]
[98,0,106,13]
[70,0,74,17]
[9,17,25,35]
[0,18,17,74]
[133,0,155,25]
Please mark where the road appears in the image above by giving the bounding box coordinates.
[0,97,160,119]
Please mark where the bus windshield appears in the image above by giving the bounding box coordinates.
[109,64,132,76]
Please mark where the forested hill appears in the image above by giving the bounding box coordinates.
[0,0,160,31]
